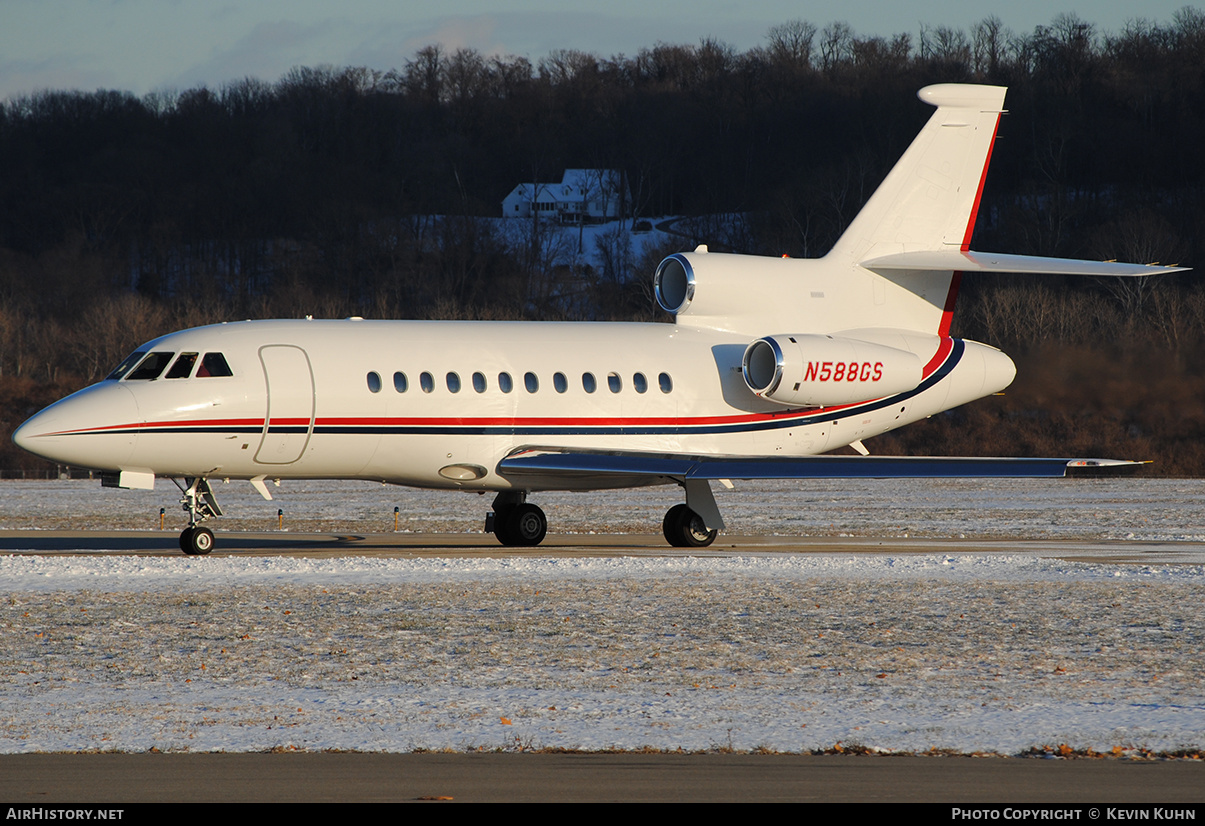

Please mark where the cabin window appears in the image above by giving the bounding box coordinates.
[498,372,513,393]
[127,351,175,381]
[607,372,622,393]
[197,352,233,378]
[553,372,568,393]
[393,371,408,392]
[446,372,461,393]
[367,372,382,393]
[582,372,597,393]
[524,372,539,393]
[420,372,434,393]
[106,350,147,381]
[165,353,198,379]
[633,372,648,394]
[659,372,673,393]
[472,372,487,393]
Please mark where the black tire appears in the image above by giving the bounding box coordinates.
[504,503,547,546]
[663,504,717,548]
[181,526,215,556]
[492,506,514,545]
[662,504,688,547]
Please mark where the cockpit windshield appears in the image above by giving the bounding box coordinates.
[197,352,233,377]
[106,349,233,381]
[105,350,148,381]
[165,352,198,379]
[125,351,175,381]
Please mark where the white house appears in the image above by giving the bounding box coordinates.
[502,169,629,223]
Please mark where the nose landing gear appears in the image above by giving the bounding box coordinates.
[175,477,223,555]
[179,525,215,555]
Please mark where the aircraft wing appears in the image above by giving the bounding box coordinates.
[497,448,1144,529]
[861,250,1189,277]
[498,447,1140,481]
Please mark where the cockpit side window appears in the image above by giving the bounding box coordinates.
[126,351,175,381]
[196,352,233,378]
[165,352,198,379]
[106,350,147,381]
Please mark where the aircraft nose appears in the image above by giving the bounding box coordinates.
[12,382,141,469]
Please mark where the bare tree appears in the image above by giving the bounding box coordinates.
[1031,13,1097,93]
[538,49,599,86]
[593,223,633,284]
[488,55,533,98]
[696,36,736,85]
[819,22,854,75]
[444,48,488,104]
[766,19,818,69]
[920,25,971,73]
[972,16,1008,78]
[405,45,446,103]
[1091,209,1189,317]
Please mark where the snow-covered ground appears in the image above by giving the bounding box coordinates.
[1,477,1203,755]
[498,214,682,289]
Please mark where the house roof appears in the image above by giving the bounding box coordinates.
[505,169,627,205]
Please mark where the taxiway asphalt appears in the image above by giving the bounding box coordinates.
[1,529,1203,565]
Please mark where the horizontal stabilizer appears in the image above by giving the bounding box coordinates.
[500,448,1144,481]
[862,249,1189,277]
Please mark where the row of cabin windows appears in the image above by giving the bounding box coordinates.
[107,350,233,381]
[367,370,673,395]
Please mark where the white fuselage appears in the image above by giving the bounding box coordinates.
[13,317,1015,492]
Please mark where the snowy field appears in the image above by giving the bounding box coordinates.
[1,477,1204,755]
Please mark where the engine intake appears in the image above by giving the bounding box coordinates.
[653,254,695,314]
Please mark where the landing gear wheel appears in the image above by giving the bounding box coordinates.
[662,504,688,547]
[496,503,547,547]
[510,503,547,546]
[492,506,515,545]
[662,504,717,548]
[180,526,214,556]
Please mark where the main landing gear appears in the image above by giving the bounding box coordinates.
[662,503,718,547]
[174,477,223,556]
[485,491,719,548]
[487,492,547,546]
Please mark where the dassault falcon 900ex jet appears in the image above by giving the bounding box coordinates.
[13,84,1185,555]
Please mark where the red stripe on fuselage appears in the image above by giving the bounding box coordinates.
[922,337,954,377]
[35,418,265,437]
[41,344,960,437]
[937,272,963,339]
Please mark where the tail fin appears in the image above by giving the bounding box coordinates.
[656,84,1183,340]
[827,84,1006,264]
[822,84,1005,337]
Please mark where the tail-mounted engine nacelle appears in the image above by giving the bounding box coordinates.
[653,249,790,321]
[742,334,923,407]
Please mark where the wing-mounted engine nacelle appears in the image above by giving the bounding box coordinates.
[742,334,923,407]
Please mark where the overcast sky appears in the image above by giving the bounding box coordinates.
[2,0,1196,101]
